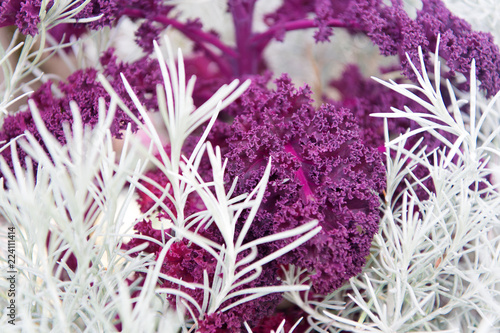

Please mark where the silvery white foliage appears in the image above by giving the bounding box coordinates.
[281,40,500,332]
[100,35,322,330]
[170,142,321,321]
[0,0,104,118]
[99,36,251,235]
[0,97,184,332]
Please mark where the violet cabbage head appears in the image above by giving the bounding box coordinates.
[224,75,386,294]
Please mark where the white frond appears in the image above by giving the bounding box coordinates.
[0,93,178,331]
[98,36,250,233]
[170,142,321,318]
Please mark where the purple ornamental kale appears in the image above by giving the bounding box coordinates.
[260,0,500,96]
[130,73,385,329]
[223,75,386,294]
[343,0,500,97]
[0,0,41,36]
[0,49,165,175]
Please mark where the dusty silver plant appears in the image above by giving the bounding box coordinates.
[281,39,500,333]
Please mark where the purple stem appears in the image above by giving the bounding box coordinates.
[121,8,237,58]
[229,0,258,75]
[121,6,362,78]
[152,16,238,58]
[252,18,362,50]
[192,41,233,77]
